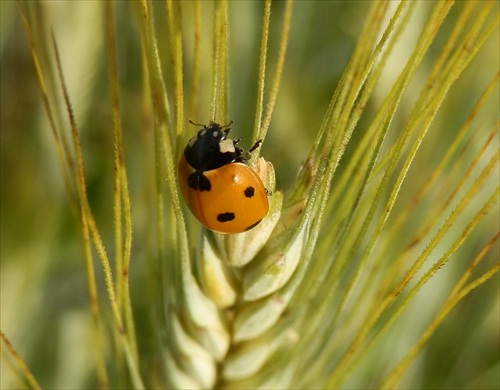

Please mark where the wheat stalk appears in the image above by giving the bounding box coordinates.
[2,1,498,389]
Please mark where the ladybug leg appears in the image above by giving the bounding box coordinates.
[188,171,211,191]
[236,139,264,162]
[249,139,263,153]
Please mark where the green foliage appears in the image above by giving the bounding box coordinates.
[1,1,498,389]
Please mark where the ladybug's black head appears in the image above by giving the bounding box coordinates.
[189,120,233,136]
[185,121,240,171]
[205,121,232,133]
[195,124,228,144]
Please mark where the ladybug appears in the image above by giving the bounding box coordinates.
[178,121,269,234]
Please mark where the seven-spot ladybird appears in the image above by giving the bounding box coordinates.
[178,121,269,234]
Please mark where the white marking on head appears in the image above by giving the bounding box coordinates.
[219,139,235,154]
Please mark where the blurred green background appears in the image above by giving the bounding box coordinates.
[1,1,498,388]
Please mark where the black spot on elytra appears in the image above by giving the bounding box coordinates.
[188,172,211,191]
[217,212,235,223]
[244,186,255,198]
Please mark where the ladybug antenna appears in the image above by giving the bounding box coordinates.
[189,120,209,127]
[221,120,234,129]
